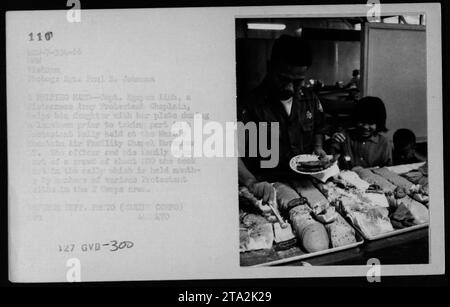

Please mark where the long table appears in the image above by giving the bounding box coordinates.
[289,227,428,266]
[240,162,429,266]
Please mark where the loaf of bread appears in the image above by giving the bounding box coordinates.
[273,182,302,213]
[289,204,330,252]
[338,170,370,191]
[374,167,429,205]
[289,179,329,214]
[325,213,357,247]
[372,167,414,191]
[353,168,396,193]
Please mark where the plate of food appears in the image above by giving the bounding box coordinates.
[289,154,338,175]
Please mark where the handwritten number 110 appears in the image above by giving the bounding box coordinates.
[29,32,53,41]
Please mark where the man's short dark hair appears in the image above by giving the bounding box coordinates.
[393,128,416,148]
[353,96,388,132]
[352,69,360,77]
[270,35,312,67]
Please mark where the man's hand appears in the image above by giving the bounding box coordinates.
[313,146,327,158]
[332,132,346,143]
[248,181,275,204]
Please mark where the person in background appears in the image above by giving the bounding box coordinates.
[345,69,360,90]
[344,69,361,101]
[238,35,326,209]
[393,128,426,165]
[329,96,392,168]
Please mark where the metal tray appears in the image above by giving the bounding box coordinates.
[332,198,429,241]
[350,221,428,241]
[310,170,430,241]
[386,162,426,174]
[240,231,364,267]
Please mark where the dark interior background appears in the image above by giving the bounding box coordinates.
[236,18,361,99]
[235,17,427,158]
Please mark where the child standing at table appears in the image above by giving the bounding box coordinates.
[392,128,426,165]
[329,96,392,169]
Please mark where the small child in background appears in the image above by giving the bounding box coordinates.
[393,129,426,165]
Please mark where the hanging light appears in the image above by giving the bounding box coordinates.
[247,23,286,30]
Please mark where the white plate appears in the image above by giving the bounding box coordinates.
[289,154,337,175]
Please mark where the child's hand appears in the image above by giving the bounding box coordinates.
[313,147,327,158]
[332,132,346,143]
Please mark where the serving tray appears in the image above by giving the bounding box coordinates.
[240,226,364,267]
[347,218,428,241]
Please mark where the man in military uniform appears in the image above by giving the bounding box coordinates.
[238,35,326,209]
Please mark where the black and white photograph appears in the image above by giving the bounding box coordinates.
[0,0,447,291]
[236,16,431,266]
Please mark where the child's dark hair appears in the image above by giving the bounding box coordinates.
[393,128,416,149]
[270,35,312,67]
[353,96,388,132]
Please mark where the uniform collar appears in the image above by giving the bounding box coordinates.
[255,77,308,106]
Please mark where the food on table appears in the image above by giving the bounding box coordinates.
[401,170,423,184]
[419,163,428,176]
[395,195,429,225]
[273,222,297,250]
[418,180,429,195]
[409,183,429,202]
[323,170,387,208]
[319,175,390,209]
[416,163,429,196]
[239,224,274,252]
[412,192,429,204]
[295,155,335,173]
[240,162,430,259]
[372,167,414,191]
[402,166,429,196]
[290,179,329,215]
[273,182,305,212]
[239,213,274,252]
[373,167,429,204]
[389,203,417,229]
[325,213,357,247]
[320,182,394,238]
[363,191,390,208]
[366,184,384,193]
[394,186,408,199]
[313,206,338,224]
[353,167,396,193]
[338,170,370,191]
[241,212,270,228]
[344,205,394,238]
[289,204,330,252]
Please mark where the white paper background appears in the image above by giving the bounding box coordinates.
[7,4,444,282]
